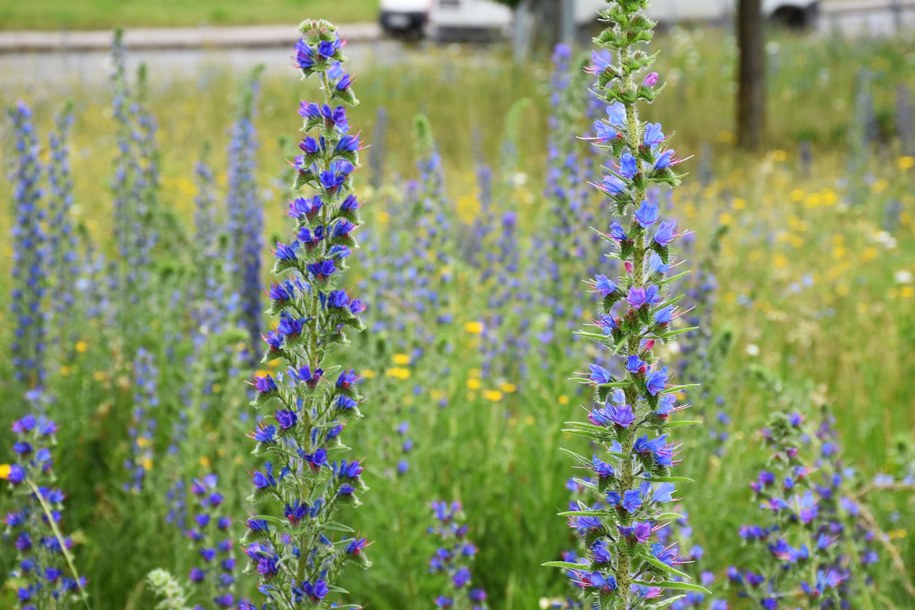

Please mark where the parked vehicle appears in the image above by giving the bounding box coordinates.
[428,0,514,41]
[422,0,820,42]
[575,0,820,29]
[379,0,431,39]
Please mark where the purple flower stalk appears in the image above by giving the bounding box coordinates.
[728,408,881,607]
[1,414,89,607]
[549,2,705,606]
[124,347,158,493]
[46,102,80,350]
[428,501,489,610]
[183,474,239,607]
[226,66,265,357]
[8,101,48,392]
[109,31,158,329]
[241,20,370,608]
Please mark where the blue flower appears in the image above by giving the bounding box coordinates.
[620,153,638,179]
[621,489,643,513]
[645,366,669,396]
[643,122,665,147]
[595,275,617,297]
[589,364,613,384]
[635,200,660,227]
[653,219,677,246]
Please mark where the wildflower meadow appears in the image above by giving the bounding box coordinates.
[1,1,914,609]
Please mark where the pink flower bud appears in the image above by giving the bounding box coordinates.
[642,72,659,87]
[625,261,633,274]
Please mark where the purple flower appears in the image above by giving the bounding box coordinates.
[621,489,643,513]
[645,366,669,396]
[653,219,677,246]
[601,173,626,195]
[644,123,665,147]
[589,364,613,384]
[635,200,660,227]
[654,149,674,170]
[620,153,638,179]
[595,275,617,297]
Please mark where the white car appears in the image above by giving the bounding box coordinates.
[425,0,820,42]
[379,0,431,38]
[428,0,514,41]
[576,0,820,28]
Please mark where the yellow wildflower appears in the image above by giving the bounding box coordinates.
[385,367,411,380]
[464,321,484,335]
[500,382,517,393]
[0,464,11,480]
[897,156,914,171]
[392,353,411,366]
[467,378,482,390]
[75,340,88,354]
[482,390,503,402]
[558,395,569,405]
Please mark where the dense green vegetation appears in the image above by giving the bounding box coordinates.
[0,25,913,610]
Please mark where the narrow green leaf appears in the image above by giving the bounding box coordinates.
[557,509,609,518]
[633,580,712,595]
[638,552,691,579]
[542,560,589,570]
[662,419,703,428]
[639,475,694,483]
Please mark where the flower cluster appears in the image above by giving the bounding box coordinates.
[226,66,265,356]
[549,1,707,607]
[46,103,80,349]
[241,20,370,608]
[8,101,48,392]
[110,31,158,326]
[125,347,159,493]
[428,501,488,610]
[728,409,880,608]
[655,509,724,609]
[1,414,88,608]
[184,474,238,607]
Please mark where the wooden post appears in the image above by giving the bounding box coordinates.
[737,0,766,150]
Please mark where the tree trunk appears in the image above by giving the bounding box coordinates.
[737,0,766,150]
[512,0,561,61]
[532,0,561,50]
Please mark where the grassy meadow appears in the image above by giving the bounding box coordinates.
[0,0,380,30]
[0,24,914,610]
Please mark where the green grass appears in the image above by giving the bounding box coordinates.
[0,28,913,610]
[0,0,379,30]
